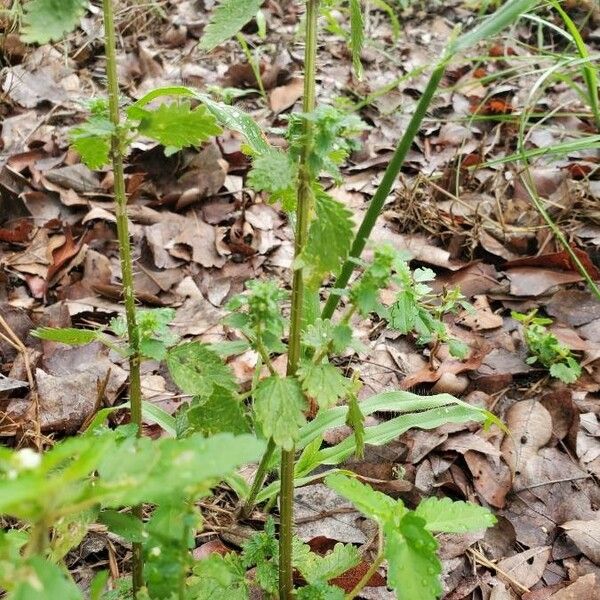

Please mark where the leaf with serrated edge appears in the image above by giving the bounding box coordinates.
[298,361,351,409]
[302,188,354,284]
[134,102,221,151]
[415,497,496,533]
[384,513,442,600]
[200,0,264,51]
[167,342,237,398]
[254,376,306,451]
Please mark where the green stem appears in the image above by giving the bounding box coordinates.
[241,437,276,518]
[24,519,48,558]
[279,1,320,597]
[102,0,144,594]
[321,60,448,320]
[345,532,384,600]
[236,33,267,101]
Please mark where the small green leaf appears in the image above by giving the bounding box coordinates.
[298,361,351,409]
[189,553,248,598]
[70,112,114,170]
[302,188,355,286]
[415,497,496,533]
[448,338,470,359]
[133,102,221,151]
[324,473,397,522]
[200,0,264,51]
[349,0,364,78]
[550,361,580,383]
[247,149,297,208]
[384,513,442,600]
[254,376,307,451]
[21,0,87,44]
[31,327,99,346]
[98,510,145,543]
[167,342,237,398]
[296,542,360,585]
[183,386,249,436]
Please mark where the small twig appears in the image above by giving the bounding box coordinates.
[0,316,40,449]
[468,548,530,594]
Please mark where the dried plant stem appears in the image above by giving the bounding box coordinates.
[102,0,144,593]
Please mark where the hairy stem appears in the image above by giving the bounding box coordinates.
[279,1,320,597]
[102,0,144,593]
[321,61,447,320]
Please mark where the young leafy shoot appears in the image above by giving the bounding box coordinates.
[200,0,264,51]
[326,473,496,600]
[69,99,114,170]
[513,310,582,383]
[21,0,87,44]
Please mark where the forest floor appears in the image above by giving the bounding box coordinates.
[1,0,600,598]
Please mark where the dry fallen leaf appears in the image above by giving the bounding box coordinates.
[561,520,600,565]
[497,546,551,589]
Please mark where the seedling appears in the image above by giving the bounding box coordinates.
[513,310,582,383]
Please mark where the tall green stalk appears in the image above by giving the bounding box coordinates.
[102,0,144,593]
[279,1,319,597]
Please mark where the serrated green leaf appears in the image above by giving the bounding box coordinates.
[21,0,87,44]
[325,473,397,522]
[133,102,221,151]
[296,542,361,585]
[247,149,297,208]
[31,327,99,346]
[167,342,237,398]
[254,376,306,451]
[414,497,496,534]
[200,0,264,51]
[549,361,580,383]
[298,361,351,409]
[183,386,249,436]
[349,0,364,78]
[189,553,248,599]
[384,513,442,600]
[297,582,346,599]
[302,188,354,286]
[69,113,113,170]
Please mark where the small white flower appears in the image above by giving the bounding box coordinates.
[15,448,41,470]
[150,546,161,557]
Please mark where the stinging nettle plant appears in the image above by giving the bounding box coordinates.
[1,0,538,598]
